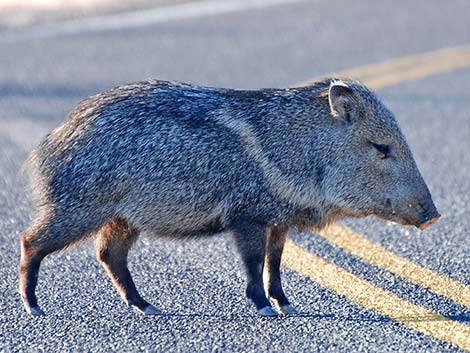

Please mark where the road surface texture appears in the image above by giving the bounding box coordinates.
[0,0,469,352]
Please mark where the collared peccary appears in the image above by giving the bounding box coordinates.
[20,78,440,317]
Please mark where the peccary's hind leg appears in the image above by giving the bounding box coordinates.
[230,219,277,317]
[265,225,298,314]
[95,217,159,315]
[19,236,47,316]
[19,214,92,316]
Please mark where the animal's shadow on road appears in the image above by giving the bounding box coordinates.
[140,311,470,323]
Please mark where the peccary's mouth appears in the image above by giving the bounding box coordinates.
[377,214,415,227]
[372,207,418,227]
[374,209,441,230]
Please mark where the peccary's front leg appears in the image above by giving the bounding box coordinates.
[95,217,159,315]
[265,225,298,314]
[230,219,277,317]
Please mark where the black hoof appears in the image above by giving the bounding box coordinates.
[26,306,45,316]
[258,306,279,317]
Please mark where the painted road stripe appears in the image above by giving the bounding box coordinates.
[0,0,306,42]
[283,241,470,351]
[318,224,470,308]
[296,44,470,90]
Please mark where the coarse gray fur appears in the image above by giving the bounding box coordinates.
[19,78,440,317]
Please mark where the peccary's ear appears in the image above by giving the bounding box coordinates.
[328,80,357,122]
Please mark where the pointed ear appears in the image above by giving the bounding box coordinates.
[328,80,357,121]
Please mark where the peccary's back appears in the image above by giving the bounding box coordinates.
[29,80,271,235]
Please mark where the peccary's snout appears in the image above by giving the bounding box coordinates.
[392,193,440,231]
[415,199,441,231]
[383,177,440,231]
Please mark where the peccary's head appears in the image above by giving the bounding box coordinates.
[321,79,440,230]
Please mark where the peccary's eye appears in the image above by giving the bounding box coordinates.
[370,142,391,159]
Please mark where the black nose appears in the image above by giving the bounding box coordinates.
[415,202,441,230]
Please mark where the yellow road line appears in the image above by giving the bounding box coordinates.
[296,44,470,90]
[283,241,470,351]
[318,224,470,307]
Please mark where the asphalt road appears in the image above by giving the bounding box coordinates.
[0,0,469,352]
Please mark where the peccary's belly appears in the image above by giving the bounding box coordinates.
[117,182,227,236]
[114,161,234,236]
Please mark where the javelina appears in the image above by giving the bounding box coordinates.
[20,78,440,317]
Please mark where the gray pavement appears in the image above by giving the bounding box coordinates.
[0,0,196,31]
[0,0,469,352]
